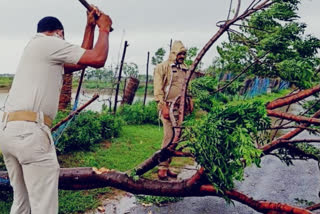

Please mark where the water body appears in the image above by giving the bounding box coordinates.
[0,91,154,115]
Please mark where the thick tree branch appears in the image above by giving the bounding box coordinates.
[267,110,320,125]
[266,84,320,110]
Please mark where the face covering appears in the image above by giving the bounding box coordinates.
[53,32,64,40]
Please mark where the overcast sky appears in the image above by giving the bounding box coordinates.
[0,0,319,74]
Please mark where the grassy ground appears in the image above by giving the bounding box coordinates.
[0,124,192,214]
[0,77,13,90]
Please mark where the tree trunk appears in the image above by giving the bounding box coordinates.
[59,73,73,110]
[121,77,140,105]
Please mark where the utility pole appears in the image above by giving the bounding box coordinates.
[143,52,150,106]
[114,41,129,113]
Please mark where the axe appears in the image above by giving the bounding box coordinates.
[78,0,114,32]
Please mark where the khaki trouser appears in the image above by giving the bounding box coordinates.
[0,120,60,214]
[159,115,173,170]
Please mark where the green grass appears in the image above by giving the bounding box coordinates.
[0,77,13,89]
[230,89,291,106]
[58,125,163,170]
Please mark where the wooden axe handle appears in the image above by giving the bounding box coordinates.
[78,0,114,32]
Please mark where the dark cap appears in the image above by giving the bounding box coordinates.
[37,16,64,33]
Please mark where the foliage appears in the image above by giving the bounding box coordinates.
[185,47,203,69]
[123,62,139,78]
[294,198,315,207]
[277,143,320,166]
[118,101,158,125]
[152,48,166,66]
[100,111,124,139]
[84,67,114,81]
[213,0,320,89]
[0,194,12,214]
[189,76,243,111]
[136,195,183,206]
[0,154,5,171]
[185,101,270,197]
[53,110,124,154]
[54,111,102,154]
[302,98,320,117]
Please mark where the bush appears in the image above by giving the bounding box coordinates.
[54,111,102,154]
[53,110,124,154]
[142,101,158,125]
[118,101,158,125]
[99,112,123,139]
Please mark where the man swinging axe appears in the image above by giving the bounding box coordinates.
[0,1,112,213]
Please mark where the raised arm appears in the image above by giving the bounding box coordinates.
[77,12,112,68]
[64,8,99,73]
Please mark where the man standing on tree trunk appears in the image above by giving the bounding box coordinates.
[0,6,112,214]
[154,40,192,180]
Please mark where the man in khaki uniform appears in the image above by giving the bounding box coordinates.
[0,8,112,214]
[154,40,189,180]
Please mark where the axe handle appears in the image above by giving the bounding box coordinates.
[78,0,114,32]
[79,0,94,11]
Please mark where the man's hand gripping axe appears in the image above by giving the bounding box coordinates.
[78,0,114,32]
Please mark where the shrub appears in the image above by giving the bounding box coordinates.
[118,101,158,125]
[99,112,123,139]
[54,111,102,154]
[143,101,158,124]
[52,110,124,154]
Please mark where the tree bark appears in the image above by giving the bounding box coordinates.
[59,73,73,110]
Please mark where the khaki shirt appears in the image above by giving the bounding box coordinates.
[5,33,85,119]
